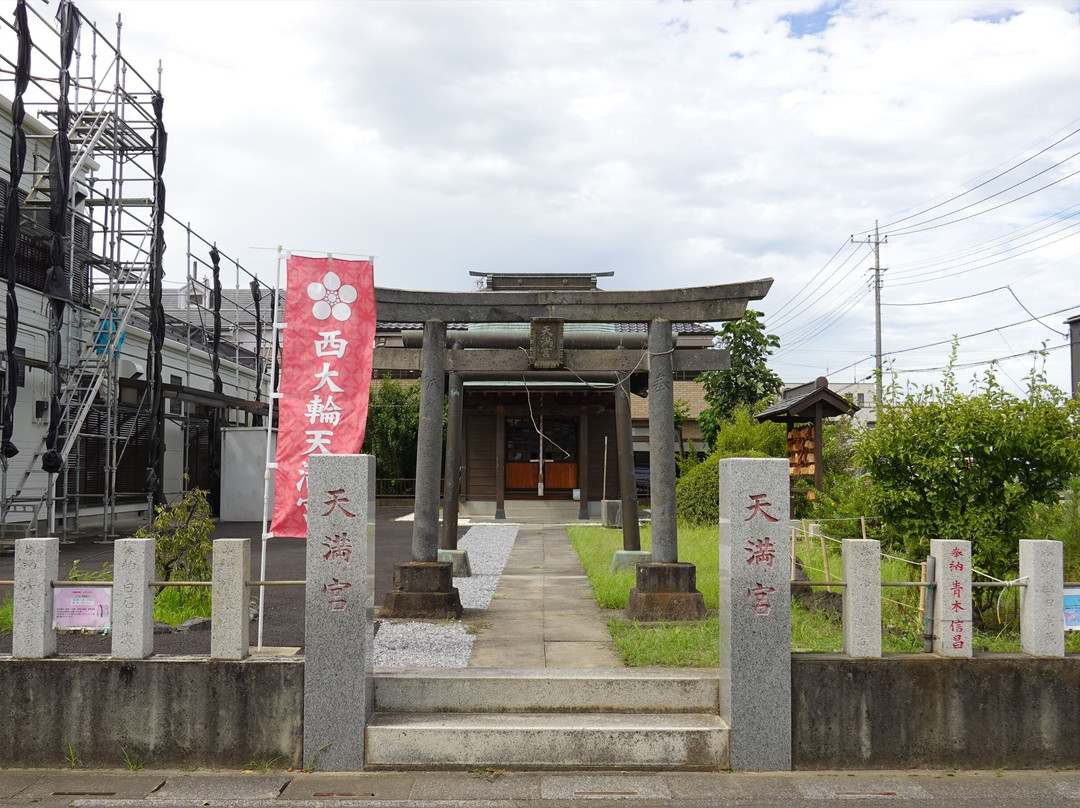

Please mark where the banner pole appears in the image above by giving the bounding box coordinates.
[257,246,286,650]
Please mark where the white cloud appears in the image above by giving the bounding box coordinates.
[62,0,1080,394]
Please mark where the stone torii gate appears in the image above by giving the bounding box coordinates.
[375,278,772,619]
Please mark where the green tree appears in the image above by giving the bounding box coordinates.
[362,375,422,489]
[854,357,1080,582]
[697,310,782,448]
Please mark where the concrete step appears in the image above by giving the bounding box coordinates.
[365,712,728,770]
[460,501,585,522]
[374,668,719,714]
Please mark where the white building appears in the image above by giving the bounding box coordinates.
[0,9,269,537]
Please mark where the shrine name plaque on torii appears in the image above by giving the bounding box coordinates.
[375,278,773,621]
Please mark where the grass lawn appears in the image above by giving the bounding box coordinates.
[0,593,11,635]
[568,523,1053,664]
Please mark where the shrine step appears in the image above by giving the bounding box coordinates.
[459,500,584,522]
[364,711,728,770]
[373,668,719,714]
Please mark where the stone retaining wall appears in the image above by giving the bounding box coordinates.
[0,657,303,768]
[793,654,1080,769]
[2,655,1079,769]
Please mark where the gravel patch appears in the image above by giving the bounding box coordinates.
[454,524,519,609]
[373,525,518,667]
[373,621,475,668]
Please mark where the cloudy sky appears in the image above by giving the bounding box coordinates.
[52,1,1080,395]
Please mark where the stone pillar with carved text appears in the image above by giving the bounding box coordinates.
[719,457,791,771]
[305,454,376,770]
[931,539,972,658]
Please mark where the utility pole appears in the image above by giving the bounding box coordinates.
[854,222,887,405]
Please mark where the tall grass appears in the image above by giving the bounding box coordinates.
[567,524,719,609]
[609,617,719,667]
[0,593,12,635]
[569,521,1003,661]
[153,586,212,625]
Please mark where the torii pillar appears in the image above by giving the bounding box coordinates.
[381,319,463,618]
[625,319,706,620]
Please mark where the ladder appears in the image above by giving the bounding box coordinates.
[2,274,150,535]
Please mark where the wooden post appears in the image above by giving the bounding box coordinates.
[813,402,824,494]
[860,515,868,541]
[577,407,589,520]
[917,561,927,629]
[615,373,640,551]
[790,526,797,579]
[820,529,832,593]
[440,350,463,550]
[495,406,506,520]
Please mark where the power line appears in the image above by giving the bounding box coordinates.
[893,342,1069,375]
[768,238,856,321]
[852,119,1080,237]
[889,226,1080,287]
[881,286,1009,307]
[886,165,1080,238]
[1005,287,1067,338]
[820,304,1080,380]
[769,241,870,330]
[888,201,1080,274]
[775,284,870,355]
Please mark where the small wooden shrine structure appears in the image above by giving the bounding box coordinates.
[755,376,858,495]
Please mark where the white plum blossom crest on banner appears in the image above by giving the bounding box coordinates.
[307,271,357,321]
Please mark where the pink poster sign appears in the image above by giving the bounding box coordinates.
[269,256,376,538]
[52,587,111,631]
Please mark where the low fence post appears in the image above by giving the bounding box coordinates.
[211,538,250,660]
[112,538,156,659]
[1019,539,1064,658]
[842,539,881,658]
[930,540,972,658]
[13,537,59,658]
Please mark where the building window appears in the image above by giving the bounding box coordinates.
[12,347,25,388]
[857,392,865,406]
[169,374,183,415]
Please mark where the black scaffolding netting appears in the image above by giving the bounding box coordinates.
[207,245,222,513]
[144,92,167,502]
[250,278,264,427]
[1,0,31,460]
[41,0,80,476]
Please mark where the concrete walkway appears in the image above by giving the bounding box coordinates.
[468,523,622,668]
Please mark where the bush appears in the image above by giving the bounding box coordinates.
[134,486,214,584]
[1029,477,1080,579]
[133,486,215,625]
[854,359,1080,581]
[675,405,785,526]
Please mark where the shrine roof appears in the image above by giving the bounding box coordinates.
[755,376,859,423]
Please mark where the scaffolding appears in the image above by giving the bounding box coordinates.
[0,1,275,537]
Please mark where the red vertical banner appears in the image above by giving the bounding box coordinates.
[270,256,376,537]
